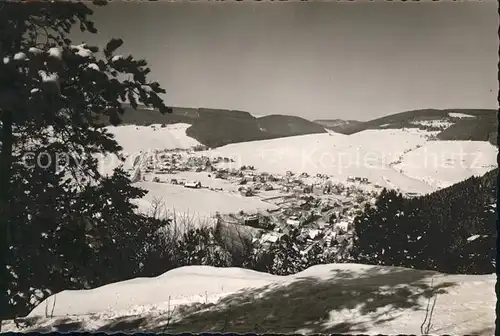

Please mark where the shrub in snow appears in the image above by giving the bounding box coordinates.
[243,229,326,276]
[175,227,231,268]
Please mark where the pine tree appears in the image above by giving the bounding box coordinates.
[0,1,172,320]
[352,170,497,274]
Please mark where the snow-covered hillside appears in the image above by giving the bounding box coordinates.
[197,128,495,195]
[96,123,202,176]
[98,123,496,219]
[4,263,494,335]
[392,141,497,189]
[106,124,201,153]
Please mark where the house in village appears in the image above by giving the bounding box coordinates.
[322,229,337,247]
[239,187,254,197]
[286,216,301,227]
[348,176,369,184]
[243,174,257,182]
[215,172,228,179]
[316,219,327,229]
[184,181,202,189]
[266,174,277,182]
[342,200,353,207]
[334,221,352,234]
[243,214,259,227]
[256,232,282,249]
[292,186,304,195]
[263,183,274,191]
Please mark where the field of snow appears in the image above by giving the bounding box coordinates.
[191,128,495,195]
[4,263,494,335]
[198,129,440,194]
[448,112,476,119]
[96,124,202,176]
[106,124,201,154]
[392,141,497,189]
[150,172,241,193]
[97,123,494,212]
[131,181,278,223]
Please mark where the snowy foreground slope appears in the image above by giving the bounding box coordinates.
[3,263,494,335]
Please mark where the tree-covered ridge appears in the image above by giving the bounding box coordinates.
[326,109,497,146]
[107,105,328,149]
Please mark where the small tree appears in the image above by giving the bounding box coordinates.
[175,227,231,267]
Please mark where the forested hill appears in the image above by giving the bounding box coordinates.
[322,109,497,145]
[97,105,327,148]
[353,167,497,275]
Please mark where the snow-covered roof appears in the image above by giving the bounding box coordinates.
[286,219,301,226]
[260,233,281,243]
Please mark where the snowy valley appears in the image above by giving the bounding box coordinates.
[3,110,496,335]
[1,3,497,334]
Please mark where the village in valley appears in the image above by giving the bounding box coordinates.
[123,142,384,260]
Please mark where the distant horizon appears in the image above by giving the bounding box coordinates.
[134,103,497,122]
[76,1,499,121]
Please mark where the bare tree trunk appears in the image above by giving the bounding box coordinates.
[0,108,13,330]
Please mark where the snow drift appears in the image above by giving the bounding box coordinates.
[4,263,494,335]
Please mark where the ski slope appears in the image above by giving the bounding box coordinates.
[4,263,493,335]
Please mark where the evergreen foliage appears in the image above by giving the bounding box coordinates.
[352,169,497,274]
[0,1,171,319]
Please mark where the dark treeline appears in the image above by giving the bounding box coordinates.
[352,168,497,274]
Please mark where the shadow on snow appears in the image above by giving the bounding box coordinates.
[20,266,456,334]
